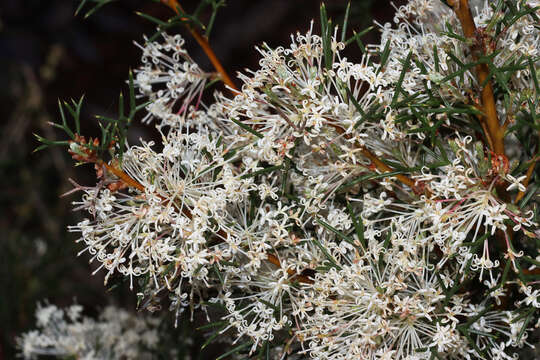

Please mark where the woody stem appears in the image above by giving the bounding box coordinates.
[450,0,504,155]
[327,123,420,194]
[161,0,238,92]
[450,0,509,201]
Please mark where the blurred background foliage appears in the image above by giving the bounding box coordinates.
[0,0,403,358]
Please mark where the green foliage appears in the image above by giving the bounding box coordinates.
[75,0,117,18]
[35,71,148,161]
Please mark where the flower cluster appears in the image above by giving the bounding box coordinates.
[36,0,540,359]
[18,303,162,360]
[134,33,211,128]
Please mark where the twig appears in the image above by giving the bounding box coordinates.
[161,0,238,92]
[477,114,495,151]
[327,123,421,194]
[267,253,314,284]
[449,0,504,154]
[449,0,509,201]
[360,146,419,192]
[97,160,145,192]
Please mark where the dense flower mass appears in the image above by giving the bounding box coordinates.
[18,304,162,360]
[30,0,540,358]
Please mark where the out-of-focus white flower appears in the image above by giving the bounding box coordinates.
[18,304,162,360]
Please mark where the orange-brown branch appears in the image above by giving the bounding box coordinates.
[478,114,495,151]
[327,123,420,193]
[360,147,419,192]
[450,0,510,204]
[99,161,145,192]
[267,253,314,284]
[450,0,504,155]
[161,0,238,92]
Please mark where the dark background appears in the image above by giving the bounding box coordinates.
[0,0,403,358]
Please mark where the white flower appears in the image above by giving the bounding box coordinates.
[134,32,211,128]
[505,174,527,192]
[18,304,162,360]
